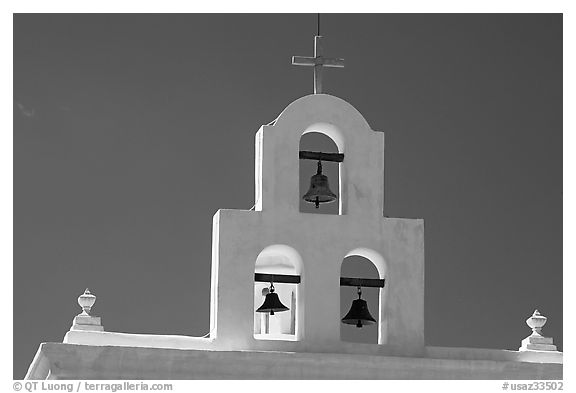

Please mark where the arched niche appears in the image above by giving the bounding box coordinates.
[340,248,388,344]
[253,245,304,341]
[299,123,344,215]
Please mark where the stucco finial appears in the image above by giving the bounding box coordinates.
[519,308,557,352]
[77,288,96,316]
[526,309,547,336]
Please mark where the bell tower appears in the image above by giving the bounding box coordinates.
[209,91,425,356]
[206,26,425,356]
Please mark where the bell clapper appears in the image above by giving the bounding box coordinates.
[269,282,275,315]
[314,161,322,209]
[356,287,363,328]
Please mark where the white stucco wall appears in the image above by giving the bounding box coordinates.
[26,343,562,380]
[210,210,424,355]
[210,94,425,356]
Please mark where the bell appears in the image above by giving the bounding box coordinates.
[303,161,337,208]
[256,283,289,315]
[341,287,376,328]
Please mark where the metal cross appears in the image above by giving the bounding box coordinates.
[292,35,345,94]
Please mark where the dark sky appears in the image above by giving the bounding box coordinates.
[13,13,562,379]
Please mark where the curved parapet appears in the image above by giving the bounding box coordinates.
[255,94,385,217]
[273,94,375,136]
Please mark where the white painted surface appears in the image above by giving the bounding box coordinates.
[210,94,425,355]
[26,343,562,380]
[70,315,103,332]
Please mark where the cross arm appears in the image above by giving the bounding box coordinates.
[322,58,345,67]
[292,56,345,68]
[292,56,316,66]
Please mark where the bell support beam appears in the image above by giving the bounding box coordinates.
[340,277,385,288]
[254,273,301,284]
[254,275,382,287]
[299,151,344,163]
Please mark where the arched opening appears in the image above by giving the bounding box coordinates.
[340,249,387,344]
[299,128,342,215]
[254,245,303,341]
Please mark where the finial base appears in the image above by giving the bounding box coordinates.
[519,335,557,352]
[71,315,104,332]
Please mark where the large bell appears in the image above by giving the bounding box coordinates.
[341,287,376,328]
[303,160,337,208]
[256,283,289,315]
